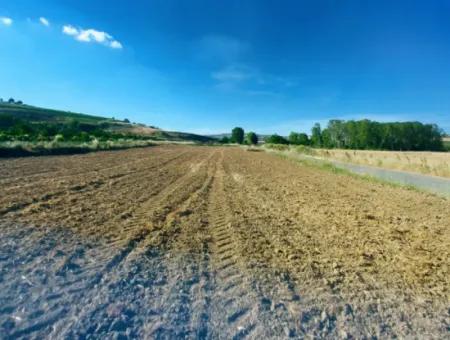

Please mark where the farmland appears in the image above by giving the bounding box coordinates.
[0,145,448,338]
[270,145,450,178]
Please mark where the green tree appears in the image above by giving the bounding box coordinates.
[320,119,443,151]
[289,132,309,145]
[311,123,322,147]
[231,127,244,144]
[245,132,258,145]
[288,132,300,145]
[219,136,230,144]
[266,134,289,144]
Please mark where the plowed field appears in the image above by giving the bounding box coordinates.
[0,145,448,338]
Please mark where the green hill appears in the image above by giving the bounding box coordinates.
[0,102,214,156]
[0,102,213,142]
[0,103,111,124]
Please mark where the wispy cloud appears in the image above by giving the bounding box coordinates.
[62,24,122,49]
[211,63,296,98]
[0,17,13,26]
[211,64,255,82]
[39,17,50,27]
[196,35,250,63]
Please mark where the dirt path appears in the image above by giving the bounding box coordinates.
[0,146,448,338]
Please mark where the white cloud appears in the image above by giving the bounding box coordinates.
[110,40,123,49]
[0,17,13,26]
[76,29,111,43]
[63,25,78,36]
[62,24,122,49]
[39,17,50,27]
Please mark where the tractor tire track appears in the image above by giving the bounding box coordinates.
[206,154,265,339]
[51,149,218,338]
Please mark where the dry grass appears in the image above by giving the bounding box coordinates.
[311,148,450,178]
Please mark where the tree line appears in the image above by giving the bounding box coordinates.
[0,98,24,105]
[263,120,444,151]
[314,120,443,151]
[224,120,444,151]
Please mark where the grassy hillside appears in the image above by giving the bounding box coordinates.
[0,102,214,156]
[0,103,110,124]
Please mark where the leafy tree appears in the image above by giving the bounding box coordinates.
[123,118,130,123]
[219,136,230,144]
[297,133,310,145]
[288,132,300,145]
[246,132,258,145]
[289,132,309,145]
[266,134,289,144]
[311,123,322,147]
[8,98,15,104]
[231,127,244,144]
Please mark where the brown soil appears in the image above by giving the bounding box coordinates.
[0,145,448,338]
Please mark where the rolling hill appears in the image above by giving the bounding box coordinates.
[0,102,214,143]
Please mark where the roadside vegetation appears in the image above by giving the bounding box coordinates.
[265,144,450,179]
[262,120,449,178]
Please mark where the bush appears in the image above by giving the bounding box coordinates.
[266,134,289,144]
[219,136,230,144]
[295,145,317,155]
[245,132,258,145]
[265,143,290,151]
[53,134,65,142]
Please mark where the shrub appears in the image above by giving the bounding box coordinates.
[266,134,289,144]
[246,132,258,145]
[265,143,290,151]
[53,134,65,142]
[219,136,230,144]
[295,145,316,155]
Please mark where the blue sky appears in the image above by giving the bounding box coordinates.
[1,0,450,134]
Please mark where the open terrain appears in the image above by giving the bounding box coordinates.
[0,145,449,338]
